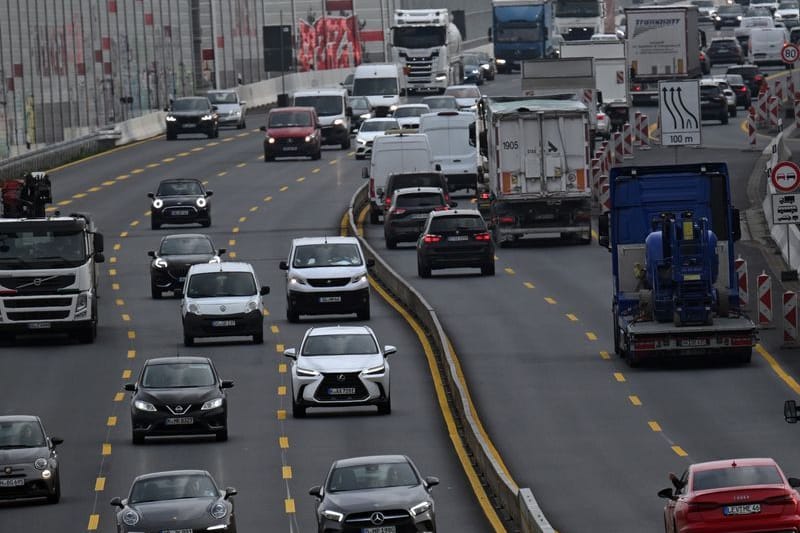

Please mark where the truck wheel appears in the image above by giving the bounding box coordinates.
[735,348,752,364]
[717,287,730,318]
[183,333,194,347]
[370,207,380,225]
[76,322,97,344]
[625,349,641,368]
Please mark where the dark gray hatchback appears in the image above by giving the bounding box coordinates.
[0,415,63,503]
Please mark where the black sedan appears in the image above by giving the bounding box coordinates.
[310,455,438,533]
[0,415,63,503]
[700,82,729,124]
[111,470,237,533]
[713,4,744,28]
[125,356,233,443]
[165,96,219,139]
[417,209,495,277]
[705,38,744,67]
[148,234,224,298]
[148,178,213,229]
[462,60,484,85]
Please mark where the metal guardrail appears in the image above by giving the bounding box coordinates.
[347,183,555,533]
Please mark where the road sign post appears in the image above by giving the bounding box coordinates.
[658,80,701,147]
[771,161,800,280]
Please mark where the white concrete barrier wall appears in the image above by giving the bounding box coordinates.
[761,124,800,274]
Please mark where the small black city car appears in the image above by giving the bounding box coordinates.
[165,96,219,139]
[148,234,224,298]
[0,415,63,503]
[416,209,495,277]
[148,178,213,229]
[125,356,233,443]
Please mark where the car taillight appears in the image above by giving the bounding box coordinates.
[632,84,642,92]
[423,234,442,243]
[384,196,392,207]
[597,112,606,120]
[575,210,591,222]
[479,192,490,200]
[499,215,515,224]
[687,501,720,515]
[474,232,491,241]
[755,74,764,83]
[739,86,748,92]
[391,208,406,215]
[433,205,449,211]
[369,177,375,198]
[763,493,797,506]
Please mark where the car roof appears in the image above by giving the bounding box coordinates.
[133,470,212,482]
[144,356,212,365]
[174,96,208,102]
[188,261,255,274]
[446,84,480,91]
[306,325,374,337]
[0,415,41,423]
[430,208,482,218]
[395,103,430,109]
[710,37,737,42]
[394,186,444,196]
[363,117,398,123]
[422,95,456,101]
[293,87,347,97]
[690,458,780,472]
[292,236,360,246]
[332,455,411,468]
[162,233,211,241]
[270,106,316,114]
[159,178,203,184]
[207,89,236,94]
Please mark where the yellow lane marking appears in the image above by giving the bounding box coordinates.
[46,207,56,213]
[279,363,287,373]
[113,243,121,251]
[218,171,228,177]
[600,351,611,360]
[228,239,236,246]
[88,514,100,530]
[544,297,557,304]
[129,220,139,227]
[177,151,190,156]
[504,267,515,275]
[162,157,175,163]
[122,370,132,379]
[95,477,106,491]
[144,210,151,216]
[614,372,626,382]
[109,257,117,264]
[108,269,117,276]
[279,436,289,449]
[202,180,209,186]
[107,417,117,427]
[102,443,111,456]
[263,308,270,316]
[131,168,144,174]
[237,132,249,137]
[121,314,130,322]
[282,466,293,479]
[591,229,598,240]
[232,227,240,233]
[277,410,287,420]
[278,386,287,396]
[116,174,130,180]
[280,186,289,192]
[229,251,237,259]
[191,147,204,152]
[223,138,233,142]
[285,498,296,513]
[649,421,662,432]
[114,392,124,402]
[207,142,219,147]
[312,168,320,173]
[523,281,535,289]
[264,195,273,202]
[586,332,598,341]
[146,163,159,168]
[237,163,246,168]
[239,216,247,223]
[57,200,72,206]
[329,159,338,165]
[271,325,280,334]
[672,446,688,457]
[120,231,128,237]
[88,186,102,192]
[115,299,124,306]
[128,331,136,339]
[297,177,306,182]
[757,344,800,394]
[73,193,87,199]
[566,313,578,321]
[276,343,285,353]
[249,206,258,212]
[112,283,120,291]
[127,350,136,359]
[629,395,642,406]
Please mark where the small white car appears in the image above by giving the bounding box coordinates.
[354,118,400,160]
[279,236,373,322]
[284,325,395,417]
[391,104,431,130]
[181,262,269,346]
[206,90,246,129]
[596,110,611,139]
[443,85,481,111]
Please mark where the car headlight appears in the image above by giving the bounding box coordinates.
[322,509,344,522]
[357,137,367,145]
[305,134,316,142]
[246,300,259,312]
[288,276,306,285]
[296,367,320,377]
[267,136,276,144]
[154,257,168,269]
[201,114,214,121]
[359,113,371,120]
[210,502,228,519]
[122,509,140,526]
[435,74,447,81]
[737,15,742,19]
[233,110,241,116]
[134,400,156,412]
[362,364,385,375]
[41,469,52,479]
[188,303,200,314]
[470,69,479,74]
[496,58,506,64]
[152,199,164,209]
[166,115,177,122]
[389,104,398,112]
[34,458,48,470]
[333,118,344,126]
[351,274,367,283]
[202,397,223,410]
[196,197,207,208]
[410,501,432,516]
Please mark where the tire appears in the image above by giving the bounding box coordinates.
[166,132,176,141]
[151,282,162,299]
[370,207,380,225]
[47,476,61,504]
[356,304,371,321]
[385,236,397,249]
[613,315,621,355]
[183,333,194,347]
[721,111,729,125]
[341,136,351,150]
[625,348,641,368]
[418,258,432,278]
[729,106,737,118]
[292,398,306,418]
[286,304,300,323]
[151,218,161,230]
[253,330,264,344]
[735,347,752,364]
[132,432,145,445]
[355,154,364,160]
[264,151,273,162]
[201,217,211,228]
[311,150,321,160]
[215,427,228,442]
[481,262,495,276]
[377,396,391,415]
[76,322,97,344]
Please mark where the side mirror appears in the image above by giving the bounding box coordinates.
[425,476,440,489]
[205,190,214,197]
[596,90,603,106]
[260,286,270,296]
[376,187,385,198]
[449,201,458,208]
[124,383,136,392]
[211,105,218,112]
[147,250,156,258]
[220,380,234,389]
[657,488,676,501]
[50,437,64,447]
[259,125,266,131]
[95,253,105,263]
[224,487,237,499]
[279,260,289,271]
[362,167,369,179]
[367,258,375,268]
[94,233,104,253]
[598,212,610,249]
[217,248,226,256]
[789,477,800,488]
[110,496,124,508]
[732,208,741,242]
[309,485,323,498]
[147,192,155,199]
[163,107,170,112]
[240,100,247,106]
[346,106,353,117]
[383,345,397,356]
[785,399,798,423]
[284,348,297,359]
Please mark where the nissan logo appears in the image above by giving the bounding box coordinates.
[370,512,385,525]
[174,406,184,412]
[337,374,346,382]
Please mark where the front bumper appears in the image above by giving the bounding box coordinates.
[294,370,388,407]
[320,509,435,532]
[0,465,58,500]
[265,138,319,157]
[152,205,211,225]
[288,287,369,316]
[167,120,215,135]
[151,267,189,292]
[0,292,95,332]
[131,405,227,437]
[182,310,262,338]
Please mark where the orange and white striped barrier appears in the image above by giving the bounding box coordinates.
[639,114,650,150]
[795,92,800,129]
[599,175,611,213]
[622,122,633,159]
[591,158,601,203]
[747,106,756,148]
[757,87,768,128]
[784,291,799,347]
[735,256,749,308]
[633,111,643,146]
[776,76,785,102]
[769,96,780,132]
[613,131,623,165]
[758,271,773,328]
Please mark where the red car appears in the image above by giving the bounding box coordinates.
[260,106,321,161]
[659,458,800,533]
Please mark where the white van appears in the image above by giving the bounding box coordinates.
[351,63,406,117]
[748,27,788,65]
[363,133,437,224]
[292,87,351,149]
[418,111,480,193]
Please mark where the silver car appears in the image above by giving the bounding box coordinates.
[206,89,247,129]
[284,325,394,417]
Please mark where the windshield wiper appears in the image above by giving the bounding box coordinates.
[0,257,32,267]
[36,255,76,262]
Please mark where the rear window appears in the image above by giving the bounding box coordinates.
[396,193,445,208]
[430,215,486,232]
[701,85,721,98]
[361,120,398,132]
[692,465,784,491]
[389,174,444,192]
[709,40,737,48]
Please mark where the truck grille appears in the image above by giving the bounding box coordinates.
[5,297,72,308]
[0,275,76,293]
[7,310,70,320]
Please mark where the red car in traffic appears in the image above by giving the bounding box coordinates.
[659,458,800,533]
[260,106,321,161]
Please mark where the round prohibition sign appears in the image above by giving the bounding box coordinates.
[772,160,800,192]
[782,43,800,64]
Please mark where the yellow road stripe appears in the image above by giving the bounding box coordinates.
[57,200,72,206]
[278,386,287,396]
[191,147,204,152]
[264,196,272,202]
[116,174,130,180]
[88,186,102,192]
[121,314,130,321]
[95,477,106,491]
[102,443,111,456]
[239,216,247,223]
[115,299,124,306]
[600,351,611,360]
[276,343,285,353]
[614,372,626,382]
[279,436,289,448]
[649,421,662,432]
[113,243,121,251]
[282,466,293,479]
[279,363,287,373]
[757,344,800,394]
[263,308,270,316]
[237,132,249,137]
[127,350,136,359]
[114,392,124,402]
[73,193,87,199]
[102,180,116,186]
[162,157,175,162]
[504,267,515,275]
[277,410,287,420]
[249,206,258,212]
[218,171,227,177]
[586,332,598,341]
[672,446,688,457]
[228,251,237,259]
[128,331,136,339]
[131,168,144,174]
[228,239,236,246]
[280,186,289,192]
[207,142,219,146]
[271,325,280,334]
[544,297,557,304]
[120,231,128,237]
[122,370,132,379]
[108,269,117,276]
[107,416,117,426]
[285,498,296,513]
[566,313,578,321]
[629,395,642,406]
[312,168,320,173]
[222,138,233,143]
[109,257,117,264]
[232,227,240,233]
[129,220,139,227]
[297,176,306,182]
[146,163,160,168]
[236,163,246,168]
[329,159,338,165]
[87,514,100,530]
[523,281,535,289]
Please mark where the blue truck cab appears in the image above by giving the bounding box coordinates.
[491,0,556,73]
[598,163,756,366]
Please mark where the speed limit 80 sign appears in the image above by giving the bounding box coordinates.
[783,43,800,65]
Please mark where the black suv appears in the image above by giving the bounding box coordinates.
[726,64,766,96]
[165,97,219,139]
[384,187,453,249]
[148,178,213,229]
[384,171,450,213]
[416,209,495,277]
[706,38,744,67]
[148,234,224,298]
[700,82,729,124]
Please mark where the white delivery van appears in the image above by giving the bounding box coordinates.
[363,133,437,224]
[748,27,788,65]
[418,111,480,193]
[351,63,406,117]
[292,87,351,149]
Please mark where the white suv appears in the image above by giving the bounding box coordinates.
[279,237,373,322]
[284,325,395,417]
[181,262,269,346]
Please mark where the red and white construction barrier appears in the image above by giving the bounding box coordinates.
[769,95,780,132]
[613,131,624,165]
[747,106,756,148]
[776,76,784,102]
[639,114,651,150]
[735,256,749,308]
[591,157,601,203]
[599,176,611,213]
[795,92,800,130]
[784,291,799,347]
[758,271,773,328]
[622,122,633,159]
[633,111,642,146]
[757,87,768,128]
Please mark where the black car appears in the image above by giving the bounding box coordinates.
[310,455,437,533]
[462,60,484,85]
[0,415,62,503]
[706,38,744,66]
[722,73,752,108]
[421,95,459,111]
[165,96,219,140]
[384,171,450,213]
[111,470,237,533]
[148,178,213,229]
[472,51,497,81]
[700,82,729,124]
[726,64,766,96]
[384,187,453,249]
[125,356,233,443]
[348,96,371,132]
[148,234,224,298]
[417,209,495,277]
[714,4,744,28]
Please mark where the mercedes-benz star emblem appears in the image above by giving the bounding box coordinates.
[219,305,226,312]
[370,512,385,525]
[337,374,346,382]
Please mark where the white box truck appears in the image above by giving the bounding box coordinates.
[477,97,592,245]
[418,111,480,193]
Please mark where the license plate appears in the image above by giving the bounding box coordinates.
[724,504,761,515]
[212,320,236,327]
[182,124,196,128]
[328,387,356,395]
[27,322,51,329]
[161,530,193,533]
[319,296,342,303]
[165,417,194,425]
[171,209,190,216]
[0,478,24,487]
[680,338,709,347]
[178,277,185,282]
[448,235,469,241]
[363,527,396,533]
[411,213,429,219]
[283,146,298,151]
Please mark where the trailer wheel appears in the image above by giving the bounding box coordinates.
[717,287,730,318]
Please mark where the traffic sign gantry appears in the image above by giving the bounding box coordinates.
[771,160,800,192]
[783,43,800,65]
[658,80,701,146]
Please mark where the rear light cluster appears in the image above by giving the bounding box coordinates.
[423,234,442,243]
[597,113,606,120]
[498,215,515,225]
[739,86,748,93]
[479,192,490,200]
[474,232,491,241]
[391,208,407,215]
[384,197,392,208]
[433,205,449,211]
[632,84,642,92]
[719,335,752,347]
[574,210,591,222]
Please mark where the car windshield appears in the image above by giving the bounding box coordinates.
[726,74,745,85]
[0,229,88,266]
[742,16,772,26]
[302,333,378,356]
[269,111,312,127]
[361,120,398,132]
[710,40,736,48]
[348,96,369,110]
[701,85,721,97]
[293,95,343,117]
[292,243,362,267]
[423,97,458,110]
[157,181,203,196]
[445,87,480,99]
[389,174,443,192]
[160,237,214,255]
[780,0,798,8]
[352,77,398,96]
[429,215,485,232]
[172,98,209,111]
[693,465,784,491]
[0,421,46,448]
[395,193,444,208]
[142,363,215,388]
[207,92,238,104]
[394,106,429,118]
[328,462,419,492]
[129,474,219,503]
[393,26,446,48]
[186,272,256,297]
[718,5,742,13]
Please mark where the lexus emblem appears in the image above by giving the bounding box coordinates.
[4,466,11,474]
[337,374,346,382]
[370,512,385,525]
[174,406,184,412]
[219,305,226,312]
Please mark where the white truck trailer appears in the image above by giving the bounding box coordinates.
[477,97,592,245]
